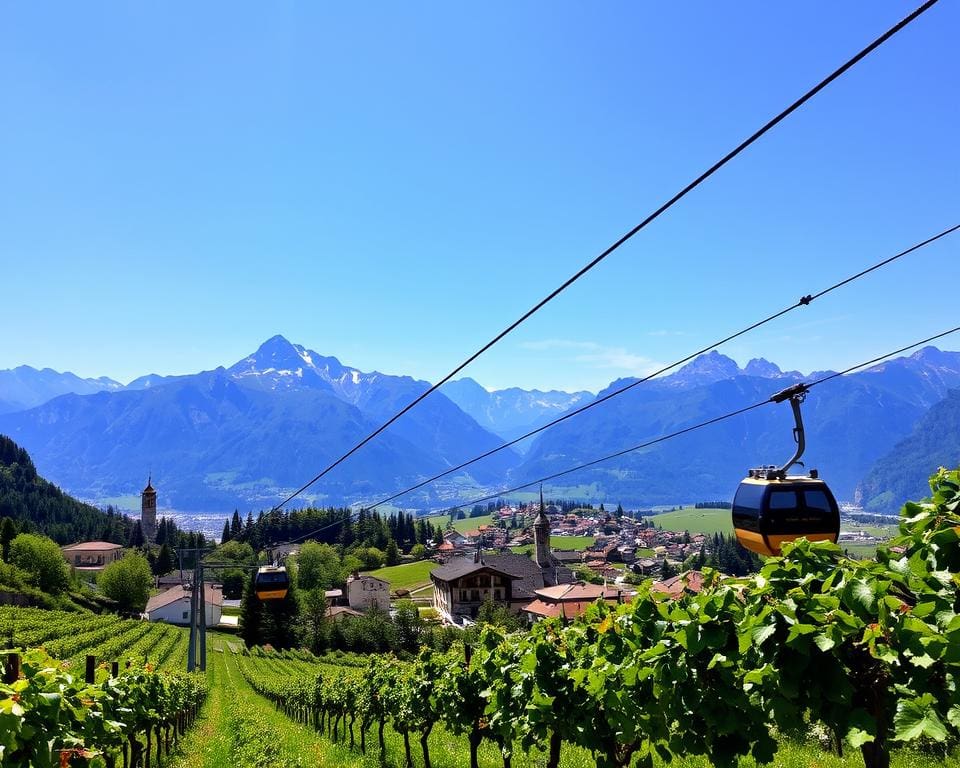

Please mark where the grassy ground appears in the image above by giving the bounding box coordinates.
[367,560,437,591]
[167,638,235,768]
[451,513,495,533]
[646,507,734,535]
[550,535,595,549]
[422,512,499,533]
[842,542,883,559]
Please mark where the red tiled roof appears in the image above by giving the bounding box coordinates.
[523,599,598,619]
[651,571,706,599]
[535,583,621,602]
[62,541,125,552]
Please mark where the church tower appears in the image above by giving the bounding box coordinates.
[141,476,157,543]
[533,486,552,571]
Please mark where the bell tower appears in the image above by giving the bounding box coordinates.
[141,476,157,543]
[533,486,552,570]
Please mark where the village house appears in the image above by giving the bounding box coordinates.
[551,550,583,566]
[145,584,223,626]
[61,541,124,572]
[346,572,390,612]
[443,530,470,547]
[323,588,344,606]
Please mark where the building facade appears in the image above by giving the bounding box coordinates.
[431,557,520,622]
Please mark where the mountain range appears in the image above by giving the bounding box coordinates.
[0,367,121,415]
[0,337,957,514]
[440,378,592,447]
[519,348,960,506]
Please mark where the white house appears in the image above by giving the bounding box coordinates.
[145,584,223,626]
[346,572,390,612]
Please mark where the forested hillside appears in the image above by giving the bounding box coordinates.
[858,388,960,511]
[0,434,132,544]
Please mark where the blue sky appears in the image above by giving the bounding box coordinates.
[1,2,957,393]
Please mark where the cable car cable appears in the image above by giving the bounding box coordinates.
[269,0,941,514]
[358,223,958,510]
[268,325,959,544]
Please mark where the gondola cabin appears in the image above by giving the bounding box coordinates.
[732,470,840,557]
[254,565,289,601]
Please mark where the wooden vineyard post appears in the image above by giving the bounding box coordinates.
[112,661,120,677]
[86,654,96,684]
[4,652,20,683]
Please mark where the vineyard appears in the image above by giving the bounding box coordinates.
[0,647,205,768]
[0,607,190,672]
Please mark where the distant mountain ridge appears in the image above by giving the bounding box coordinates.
[0,366,121,415]
[1,340,958,514]
[440,377,592,445]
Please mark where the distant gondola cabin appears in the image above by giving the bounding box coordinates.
[254,565,289,600]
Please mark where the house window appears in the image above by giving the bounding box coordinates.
[471,590,479,602]
[182,611,188,620]
[460,591,468,602]
[494,590,502,600]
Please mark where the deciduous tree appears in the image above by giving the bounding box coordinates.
[98,551,153,612]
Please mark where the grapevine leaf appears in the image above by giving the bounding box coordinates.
[751,624,776,647]
[907,652,936,669]
[844,709,875,748]
[813,634,835,652]
[947,705,960,729]
[893,696,948,742]
[843,579,875,614]
[845,727,874,748]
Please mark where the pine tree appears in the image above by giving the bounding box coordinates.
[154,543,175,575]
[230,510,242,540]
[239,574,263,646]
[385,538,400,566]
[128,521,145,548]
[659,558,675,580]
[221,520,232,544]
[0,517,16,563]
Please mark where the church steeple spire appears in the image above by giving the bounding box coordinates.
[534,485,551,570]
